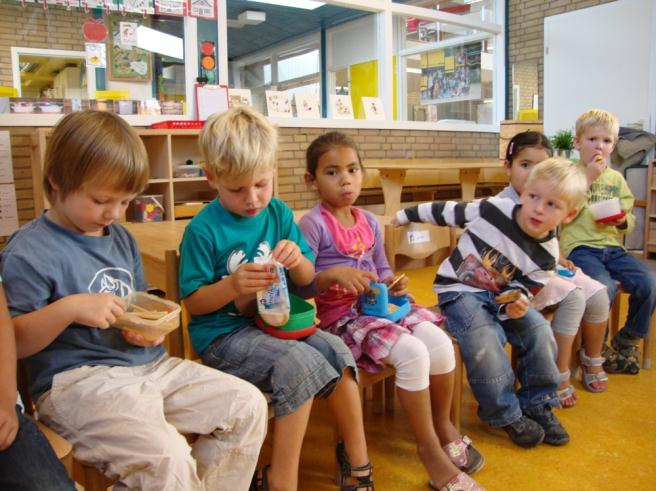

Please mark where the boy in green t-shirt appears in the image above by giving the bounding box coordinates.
[179,106,373,490]
[561,108,656,374]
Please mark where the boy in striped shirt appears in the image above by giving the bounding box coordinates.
[394,158,587,448]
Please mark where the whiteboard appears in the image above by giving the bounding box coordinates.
[544,0,656,137]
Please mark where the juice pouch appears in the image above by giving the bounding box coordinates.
[254,257,291,326]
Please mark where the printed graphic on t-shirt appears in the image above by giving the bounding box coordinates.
[455,249,517,292]
[225,241,272,274]
[588,182,620,203]
[88,267,134,297]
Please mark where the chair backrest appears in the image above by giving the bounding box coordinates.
[383,222,456,272]
[163,249,200,361]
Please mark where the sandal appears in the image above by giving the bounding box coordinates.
[250,464,269,491]
[336,441,374,491]
[555,370,577,408]
[443,436,484,474]
[578,349,609,392]
[428,472,486,491]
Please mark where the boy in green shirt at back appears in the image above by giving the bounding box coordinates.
[561,108,656,374]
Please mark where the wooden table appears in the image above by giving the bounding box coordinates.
[363,158,503,216]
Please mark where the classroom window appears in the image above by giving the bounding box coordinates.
[5,2,189,114]
[395,9,496,124]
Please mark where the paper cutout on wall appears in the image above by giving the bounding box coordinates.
[85,43,106,69]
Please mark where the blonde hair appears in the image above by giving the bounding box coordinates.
[575,108,619,141]
[44,110,149,203]
[199,106,278,179]
[525,157,587,210]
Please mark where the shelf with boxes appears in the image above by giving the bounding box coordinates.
[31,128,213,222]
[644,159,656,257]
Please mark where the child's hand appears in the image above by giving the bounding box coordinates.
[272,240,303,270]
[601,214,627,228]
[0,401,18,451]
[505,293,529,319]
[384,274,409,296]
[121,330,164,347]
[558,256,576,271]
[585,155,606,184]
[331,268,377,295]
[68,293,125,329]
[229,263,278,296]
[390,217,401,226]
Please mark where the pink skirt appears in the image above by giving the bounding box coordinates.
[532,268,606,312]
[325,304,444,374]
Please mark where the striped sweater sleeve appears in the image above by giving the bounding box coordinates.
[396,200,480,228]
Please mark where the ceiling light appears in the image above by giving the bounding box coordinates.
[247,0,324,10]
[406,67,422,74]
[227,10,267,28]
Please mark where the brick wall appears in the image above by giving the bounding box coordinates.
[507,0,617,119]
[0,3,88,87]
[276,127,499,209]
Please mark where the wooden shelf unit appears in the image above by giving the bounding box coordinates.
[644,159,656,257]
[31,128,212,221]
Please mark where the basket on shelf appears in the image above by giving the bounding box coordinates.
[151,120,204,129]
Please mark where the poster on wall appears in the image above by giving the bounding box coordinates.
[189,0,216,19]
[294,93,320,119]
[330,94,354,120]
[362,97,385,120]
[121,0,154,14]
[420,42,482,105]
[0,132,18,237]
[228,89,252,108]
[108,17,151,82]
[155,0,185,16]
[265,91,293,118]
[85,42,106,68]
[119,22,138,47]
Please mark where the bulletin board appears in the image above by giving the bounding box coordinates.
[108,17,152,82]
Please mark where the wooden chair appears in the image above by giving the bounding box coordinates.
[384,222,455,272]
[17,362,115,491]
[15,366,73,477]
[608,283,654,369]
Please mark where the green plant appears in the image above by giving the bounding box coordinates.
[551,129,574,151]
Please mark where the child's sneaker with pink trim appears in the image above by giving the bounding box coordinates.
[429,472,486,491]
[443,435,484,474]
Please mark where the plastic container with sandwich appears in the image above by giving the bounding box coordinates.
[114,292,181,341]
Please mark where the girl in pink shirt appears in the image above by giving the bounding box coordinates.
[299,132,485,491]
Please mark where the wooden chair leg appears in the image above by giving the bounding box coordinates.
[371,380,384,415]
[451,341,463,432]
[643,312,655,369]
[384,376,395,414]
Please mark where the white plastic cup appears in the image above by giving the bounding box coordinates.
[589,198,621,221]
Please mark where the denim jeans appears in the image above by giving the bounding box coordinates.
[569,246,656,339]
[0,405,74,491]
[439,290,559,427]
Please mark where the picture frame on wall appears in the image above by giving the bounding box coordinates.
[107,17,152,82]
[330,94,354,120]
[362,97,386,120]
[265,90,293,118]
[294,93,320,119]
[228,88,253,108]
